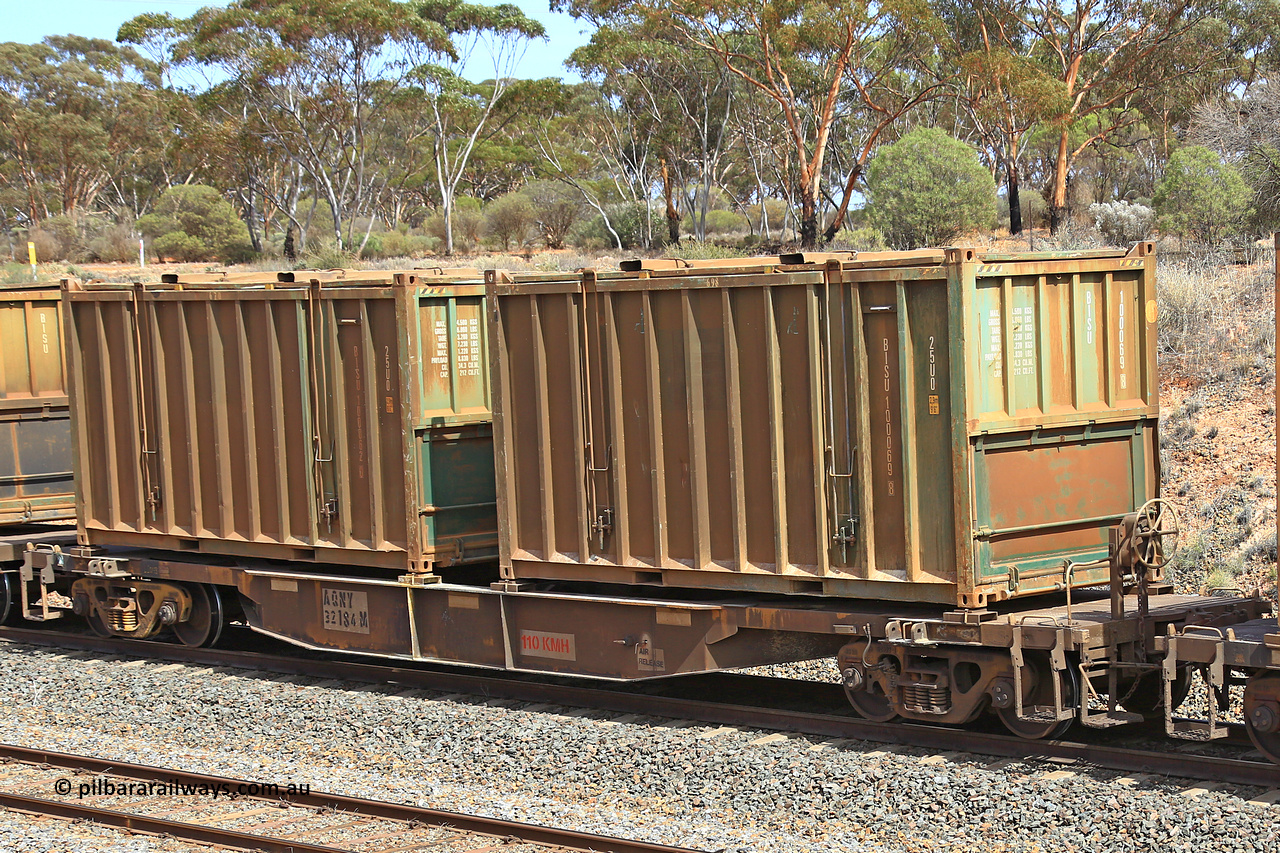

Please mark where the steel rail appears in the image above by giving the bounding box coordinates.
[2,626,1276,788]
[0,744,699,853]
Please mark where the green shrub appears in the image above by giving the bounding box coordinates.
[1153,146,1253,245]
[521,181,585,250]
[865,128,997,249]
[703,209,744,236]
[88,223,140,263]
[26,229,63,264]
[485,193,534,250]
[138,185,254,263]
[1089,200,1155,245]
[828,226,887,252]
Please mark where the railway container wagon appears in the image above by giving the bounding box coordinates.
[64,269,495,575]
[0,282,74,528]
[487,245,1160,607]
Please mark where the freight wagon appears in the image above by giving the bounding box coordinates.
[6,249,1279,765]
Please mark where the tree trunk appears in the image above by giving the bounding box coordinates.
[799,182,819,248]
[1007,162,1022,236]
[1049,129,1070,234]
[664,168,680,245]
[443,194,455,256]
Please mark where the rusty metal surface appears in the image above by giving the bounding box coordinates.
[487,247,1160,606]
[0,284,73,525]
[65,271,494,573]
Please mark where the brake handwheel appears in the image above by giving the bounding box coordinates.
[1132,498,1180,570]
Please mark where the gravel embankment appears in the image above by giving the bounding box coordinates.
[0,642,1276,853]
[0,811,223,853]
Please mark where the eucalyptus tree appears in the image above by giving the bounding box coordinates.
[0,36,163,225]
[938,0,1068,234]
[410,0,544,254]
[569,22,738,244]
[972,0,1240,233]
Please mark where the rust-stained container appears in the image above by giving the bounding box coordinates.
[487,244,1160,606]
[0,282,74,524]
[66,270,494,572]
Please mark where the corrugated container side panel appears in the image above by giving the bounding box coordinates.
[610,290,656,564]
[501,295,547,558]
[547,293,587,560]
[326,294,411,552]
[903,282,957,584]
[72,297,145,533]
[862,281,906,577]
[733,289,782,569]
[775,284,823,572]
[652,290,696,564]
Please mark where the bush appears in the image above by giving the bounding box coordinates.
[1153,146,1253,245]
[26,229,63,264]
[485,193,534,250]
[521,181,585,250]
[743,199,788,234]
[138,185,254,263]
[1089,200,1155,246]
[88,223,140,263]
[828,226,887,252]
[702,209,743,236]
[865,128,997,249]
[587,202,669,251]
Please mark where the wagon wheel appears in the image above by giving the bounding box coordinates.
[85,607,114,638]
[1132,498,1180,571]
[0,573,16,625]
[173,583,225,648]
[845,678,900,723]
[997,651,1078,740]
[1243,672,1280,766]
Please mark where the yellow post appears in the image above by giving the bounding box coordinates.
[27,240,37,279]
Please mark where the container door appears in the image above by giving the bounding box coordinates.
[318,291,409,554]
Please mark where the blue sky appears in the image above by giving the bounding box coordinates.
[4,0,593,81]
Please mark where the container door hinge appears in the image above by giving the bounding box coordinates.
[591,508,613,550]
[832,516,858,563]
[320,498,339,529]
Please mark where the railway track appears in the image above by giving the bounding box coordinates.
[0,744,697,853]
[1,625,1276,789]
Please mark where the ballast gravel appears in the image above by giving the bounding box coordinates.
[0,642,1276,853]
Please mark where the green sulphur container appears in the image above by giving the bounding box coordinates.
[0,282,74,525]
[488,244,1160,607]
[66,270,494,574]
